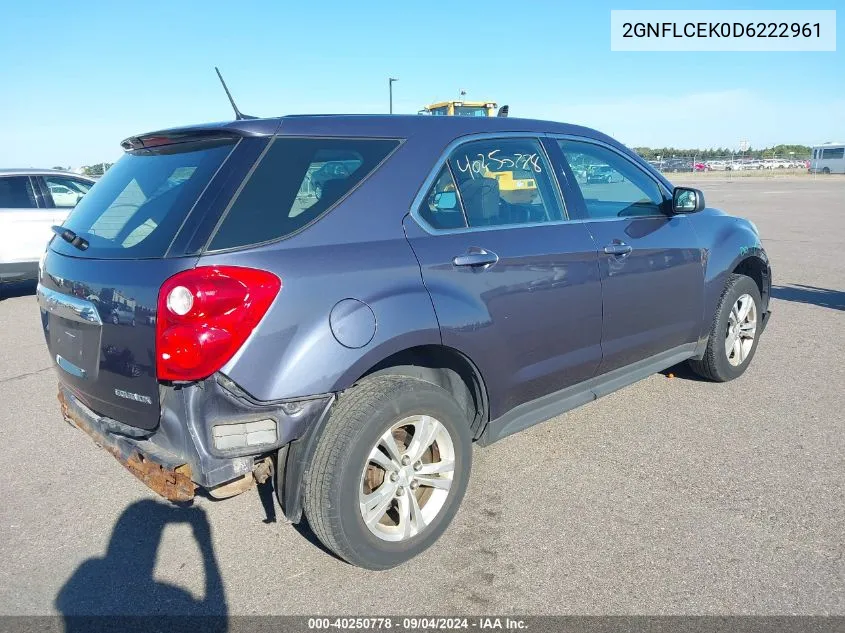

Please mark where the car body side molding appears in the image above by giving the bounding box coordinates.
[479,342,698,446]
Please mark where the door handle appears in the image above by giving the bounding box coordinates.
[452,249,499,268]
[603,242,632,256]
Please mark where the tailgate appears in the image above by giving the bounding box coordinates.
[38,250,196,430]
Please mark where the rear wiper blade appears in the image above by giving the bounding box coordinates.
[51,225,89,251]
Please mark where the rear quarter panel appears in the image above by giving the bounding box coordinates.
[199,134,449,402]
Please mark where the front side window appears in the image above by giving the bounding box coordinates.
[44,176,92,208]
[0,176,38,209]
[445,138,563,228]
[209,137,399,250]
[559,140,665,219]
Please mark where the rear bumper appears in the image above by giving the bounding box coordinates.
[59,386,197,502]
[57,377,334,500]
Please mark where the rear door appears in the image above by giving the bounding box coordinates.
[405,136,603,418]
[0,175,55,267]
[39,137,245,429]
[552,138,704,374]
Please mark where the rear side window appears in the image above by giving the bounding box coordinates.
[208,137,400,250]
[0,176,38,208]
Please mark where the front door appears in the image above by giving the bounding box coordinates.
[553,139,705,374]
[404,136,603,419]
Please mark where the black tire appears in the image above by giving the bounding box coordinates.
[304,375,472,570]
[822,167,831,175]
[688,274,762,382]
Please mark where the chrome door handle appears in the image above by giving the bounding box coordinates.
[452,249,499,268]
[603,243,632,256]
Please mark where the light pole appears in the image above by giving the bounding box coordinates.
[388,77,398,114]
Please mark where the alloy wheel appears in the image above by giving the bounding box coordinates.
[725,293,757,366]
[359,415,455,542]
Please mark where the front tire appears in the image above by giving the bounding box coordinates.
[688,274,762,382]
[304,375,472,569]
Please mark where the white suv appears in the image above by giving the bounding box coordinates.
[0,169,94,287]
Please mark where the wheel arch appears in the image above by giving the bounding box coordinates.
[360,344,489,440]
[277,343,489,524]
[732,254,770,312]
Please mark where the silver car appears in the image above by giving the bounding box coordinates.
[0,169,95,286]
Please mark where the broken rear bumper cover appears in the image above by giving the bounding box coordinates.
[57,376,334,502]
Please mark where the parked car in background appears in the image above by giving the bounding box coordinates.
[663,159,693,172]
[38,115,771,569]
[109,303,136,326]
[586,164,614,183]
[762,159,790,169]
[0,169,94,287]
[311,160,361,199]
[693,162,708,172]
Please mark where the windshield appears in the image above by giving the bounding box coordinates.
[52,139,235,259]
[453,106,489,117]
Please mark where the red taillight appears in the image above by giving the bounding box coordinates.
[156,266,281,381]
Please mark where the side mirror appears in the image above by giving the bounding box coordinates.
[672,187,705,214]
[432,191,458,211]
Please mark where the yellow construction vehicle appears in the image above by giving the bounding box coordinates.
[420,99,532,202]
[419,100,498,117]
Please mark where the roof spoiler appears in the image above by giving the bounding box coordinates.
[120,129,241,151]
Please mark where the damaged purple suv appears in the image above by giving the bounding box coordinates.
[38,114,771,569]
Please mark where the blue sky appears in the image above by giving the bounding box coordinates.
[0,0,841,166]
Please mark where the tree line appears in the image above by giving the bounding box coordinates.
[632,144,811,160]
[51,163,115,176]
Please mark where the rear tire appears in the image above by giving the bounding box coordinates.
[688,274,762,382]
[304,375,472,570]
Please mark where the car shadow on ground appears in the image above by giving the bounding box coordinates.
[659,362,709,382]
[55,499,228,632]
[0,280,36,301]
[771,284,845,311]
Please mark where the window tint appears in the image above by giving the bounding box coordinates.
[54,139,235,258]
[418,166,467,230]
[559,141,665,219]
[822,147,845,159]
[209,137,399,250]
[0,176,38,208]
[446,138,563,228]
[44,175,92,208]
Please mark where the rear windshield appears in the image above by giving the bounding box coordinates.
[207,137,400,251]
[52,139,235,259]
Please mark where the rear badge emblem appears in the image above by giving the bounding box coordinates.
[114,389,153,405]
